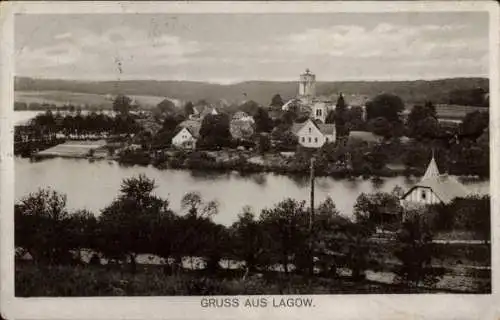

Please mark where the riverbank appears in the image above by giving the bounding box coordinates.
[117,148,413,179]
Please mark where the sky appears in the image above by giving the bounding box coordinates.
[15,12,489,83]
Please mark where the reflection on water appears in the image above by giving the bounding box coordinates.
[370,177,385,190]
[15,157,490,226]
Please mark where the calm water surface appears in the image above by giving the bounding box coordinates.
[15,157,490,226]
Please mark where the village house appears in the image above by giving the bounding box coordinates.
[401,155,469,206]
[189,104,219,120]
[291,119,335,148]
[172,120,201,149]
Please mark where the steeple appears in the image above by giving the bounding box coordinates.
[422,152,440,180]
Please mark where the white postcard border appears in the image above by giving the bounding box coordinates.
[1,1,499,319]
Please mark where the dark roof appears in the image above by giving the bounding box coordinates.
[178,120,201,138]
[317,123,335,135]
[291,120,335,136]
[291,122,305,134]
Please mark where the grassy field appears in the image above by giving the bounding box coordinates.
[16,263,488,297]
[14,90,175,109]
[434,104,488,120]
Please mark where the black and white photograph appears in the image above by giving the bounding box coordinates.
[1,1,499,319]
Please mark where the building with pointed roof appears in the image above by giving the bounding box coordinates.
[401,155,469,205]
[291,119,335,148]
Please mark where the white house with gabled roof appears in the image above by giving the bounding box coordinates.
[291,119,335,148]
[172,122,201,149]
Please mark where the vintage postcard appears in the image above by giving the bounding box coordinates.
[1,1,499,319]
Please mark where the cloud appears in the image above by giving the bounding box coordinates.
[15,18,488,82]
[54,32,72,40]
[277,23,485,60]
[17,25,201,79]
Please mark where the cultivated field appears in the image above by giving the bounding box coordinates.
[433,104,487,120]
[15,91,177,109]
[36,140,107,158]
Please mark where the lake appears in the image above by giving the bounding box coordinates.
[14,157,490,226]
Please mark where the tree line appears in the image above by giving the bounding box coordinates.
[15,174,490,288]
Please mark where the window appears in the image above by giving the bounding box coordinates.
[308,137,311,143]
[421,190,427,200]
[309,128,312,133]
[315,137,318,143]
[302,137,305,142]
[316,109,322,116]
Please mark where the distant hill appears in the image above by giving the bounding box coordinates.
[15,76,489,107]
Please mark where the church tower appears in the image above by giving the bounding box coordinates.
[298,69,316,103]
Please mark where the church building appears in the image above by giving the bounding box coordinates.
[282,69,335,123]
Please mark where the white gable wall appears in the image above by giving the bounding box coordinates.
[296,120,326,148]
[403,186,441,205]
[172,127,196,148]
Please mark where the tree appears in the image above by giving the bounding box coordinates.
[198,113,232,149]
[368,116,393,138]
[334,94,349,138]
[239,100,260,116]
[459,110,489,140]
[450,195,490,244]
[394,209,443,288]
[354,191,403,229]
[184,101,195,118]
[345,106,366,131]
[175,192,221,270]
[156,99,177,115]
[259,199,309,274]
[258,133,271,154]
[309,197,351,276]
[113,95,133,115]
[181,191,219,219]
[230,207,268,273]
[253,107,273,133]
[449,87,488,107]
[408,102,438,139]
[365,93,404,122]
[99,174,171,271]
[270,94,284,109]
[151,114,184,149]
[325,110,335,124]
[65,209,99,259]
[270,125,298,151]
[15,188,71,264]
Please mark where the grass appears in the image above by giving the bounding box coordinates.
[16,260,490,297]
[15,91,168,109]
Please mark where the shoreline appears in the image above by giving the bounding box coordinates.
[22,153,489,183]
